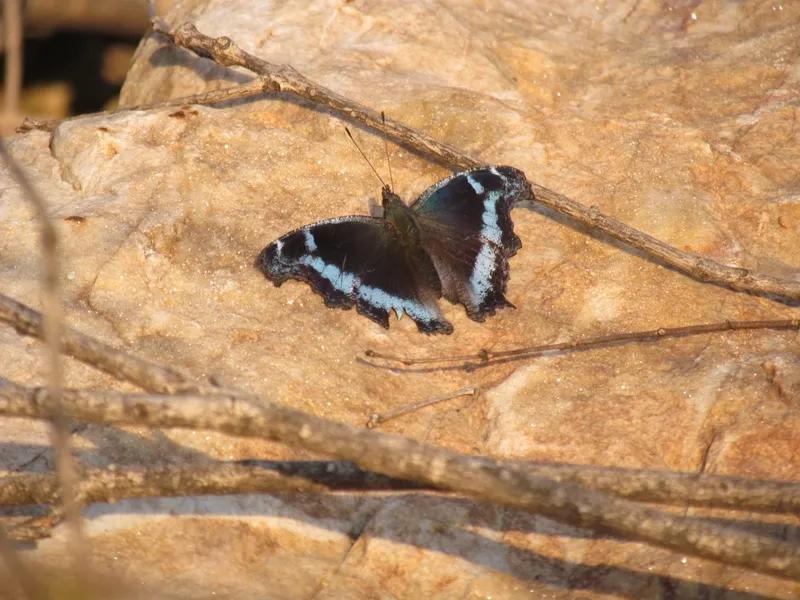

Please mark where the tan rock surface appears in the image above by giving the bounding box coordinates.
[1,0,799,597]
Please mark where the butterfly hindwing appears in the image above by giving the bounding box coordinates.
[411,166,532,321]
[256,216,452,334]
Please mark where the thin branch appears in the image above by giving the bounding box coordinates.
[365,319,800,371]
[1,378,799,581]
[519,461,800,513]
[153,22,477,171]
[367,386,476,427]
[0,293,202,394]
[0,462,423,510]
[2,460,798,515]
[16,79,266,133]
[0,142,87,568]
[2,0,22,120]
[152,21,800,303]
[529,184,800,302]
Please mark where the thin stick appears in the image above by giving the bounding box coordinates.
[152,21,800,303]
[16,79,266,133]
[365,319,800,371]
[367,386,476,427]
[2,0,22,121]
[2,379,800,581]
[0,142,88,570]
[0,462,424,511]
[2,459,799,516]
[529,183,800,302]
[0,292,202,394]
[154,22,479,171]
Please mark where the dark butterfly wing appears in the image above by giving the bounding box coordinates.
[256,216,452,334]
[411,166,532,321]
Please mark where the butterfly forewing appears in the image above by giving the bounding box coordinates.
[256,216,452,334]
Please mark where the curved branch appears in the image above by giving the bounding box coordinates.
[152,21,800,302]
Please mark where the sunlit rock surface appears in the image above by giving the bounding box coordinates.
[2,0,799,597]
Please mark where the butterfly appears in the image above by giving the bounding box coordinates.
[256,166,533,334]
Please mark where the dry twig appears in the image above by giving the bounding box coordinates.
[16,79,266,133]
[152,21,800,302]
[2,459,799,517]
[0,142,87,571]
[152,22,474,172]
[0,293,201,394]
[0,462,422,512]
[364,319,800,371]
[2,0,23,126]
[366,386,476,427]
[1,377,800,580]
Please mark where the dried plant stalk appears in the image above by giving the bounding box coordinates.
[0,141,87,574]
[2,0,22,120]
[153,21,800,302]
[0,462,422,511]
[365,319,800,371]
[0,293,198,394]
[1,460,798,516]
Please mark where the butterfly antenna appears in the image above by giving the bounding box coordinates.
[345,126,386,188]
[381,111,394,192]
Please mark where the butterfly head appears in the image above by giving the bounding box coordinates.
[381,185,422,248]
[381,185,405,210]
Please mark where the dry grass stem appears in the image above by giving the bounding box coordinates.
[0,293,202,394]
[16,79,266,133]
[367,386,476,427]
[0,142,88,573]
[3,0,22,119]
[365,319,800,371]
[0,462,423,514]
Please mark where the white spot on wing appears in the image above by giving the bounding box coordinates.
[481,190,502,244]
[275,239,284,256]
[489,167,504,180]
[466,174,484,194]
[300,256,357,295]
[357,284,438,323]
[469,243,496,303]
[303,229,318,253]
[297,256,438,324]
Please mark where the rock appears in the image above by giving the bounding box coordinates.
[1,0,799,597]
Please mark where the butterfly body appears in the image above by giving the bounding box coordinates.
[257,166,532,334]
